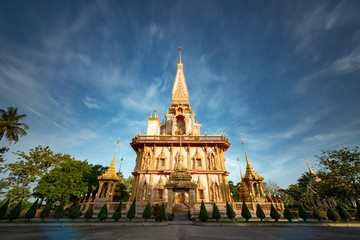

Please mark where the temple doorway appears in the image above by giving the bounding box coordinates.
[174,191,189,204]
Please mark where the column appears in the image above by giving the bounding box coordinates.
[170,144,174,169]
[167,189,173,210]
[187,144,191,169]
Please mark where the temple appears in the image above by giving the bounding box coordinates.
[129,48,231,211]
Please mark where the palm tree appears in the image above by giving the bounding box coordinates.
[0,107,29,144]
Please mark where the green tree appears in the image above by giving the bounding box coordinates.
[0,106,29,145]
[212,203,221,221]
[5,185,31,204]
[142,202,151,221]
[34,159,90,204]
[241,201,251,221]
[68,203,80,220]
[84,206,93,220]
[5,146,67,203]
[256,204,265,221]
[313,208,324,222]
[25,200,38,220]
[356,200,360,220]
[327,208,340,222]
[40,205,51,220]
[156,203,166,222]
[83,164,107,199]
[298,203,309,221]
[263,180,281,196]
[112,202,122,221]
[226,202,236,221]
[127,199,136,220]
[0,147,9,194]
[316,147,360,199]
[270,204,280,222]
[336,203,351,221]
[199,200,209,222]
[283,205,294,221]
[0,199,10,219]
[98,204,108,221]
[7,200,22,221]
[284,184,306,203]
[53,203,64,220]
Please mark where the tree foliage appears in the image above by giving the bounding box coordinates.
[53,203,64,220]
[356,200,360,220]
[25,200,38,220]
[270,204,280,221]
[283,205,294,221]
[83,164,107,199]
[0,106,29,145]
[263,180,281,196]
[313,208,324,222]
[40,205,51,220]
[212,203,221,221]
[226,202,236,221]
[336,203,351,221]
[112,202,122,221]
[327,208,340,222]
[156,203,166,222]
[0,199,10,219]
[34,159,90,204]
[98,204,108,221]
[142,202,151,221]
[127,199,136,220]
[298,203,309,221]
[68,203,80,220]
[241,201,251,221]
[256,204,265,221]
[7,200,22,221]
[199,200,208,222]
[84,206,93,220]
[316,147,360,199]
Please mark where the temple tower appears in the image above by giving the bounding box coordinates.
[239,140,265,202]
[130,48,231,211]
[96,140,121,202]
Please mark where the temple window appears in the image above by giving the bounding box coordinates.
[142,182,147,200]
[158,190,164,200]
[161,159,165,167]
[199,190,204,199]
[197,159,201,167]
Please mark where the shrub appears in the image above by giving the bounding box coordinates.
[356,200,360,220]
[226,202,236,221]
[199,200,209,222]
[298,204,309,221]
[98,204,108,221]
[313,208,324,222]
[112,202,122,221]
[283,205,294,222]
[241,201,251,221]
[336,204,351,221]
[40,205,51,220]
[156,203,166,222]
[53,203,64,220]
[127,198,136,220]
[212,203,221,222]
[143,202,151,221]
[68,203,80,220]
[270,204,280,222]
[0,199,10,220]
[327,208,340,222]
[256,204,265,221]
[84,206,93,220]
[25,200,38,220]
[7,201,22,221]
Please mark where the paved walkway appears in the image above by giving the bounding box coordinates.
[1,224,360,240]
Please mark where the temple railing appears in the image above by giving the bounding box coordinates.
[132,135,229,143]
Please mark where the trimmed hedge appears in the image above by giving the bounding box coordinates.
[212,203,221,221]
[142,202,151,221]
[241,201,251,221]
[226,202,236,221]
[256,204,265,221]
[199,200,209,222]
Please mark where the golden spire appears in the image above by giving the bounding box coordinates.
[98,139,120,181]
[178,47,182,64]
[237,157,244,181]
[242,139,263,180]
[305,159,316,175]
[172,48,189,104]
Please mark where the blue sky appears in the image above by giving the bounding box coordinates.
[1,0,360,188]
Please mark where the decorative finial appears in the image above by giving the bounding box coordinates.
[178,47,182,64]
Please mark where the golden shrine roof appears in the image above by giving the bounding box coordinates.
[98,141,120,182]
[171,47,189,104]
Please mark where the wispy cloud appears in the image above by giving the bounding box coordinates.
[83,97,101,110]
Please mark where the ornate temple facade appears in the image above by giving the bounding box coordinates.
[129,48,231,210]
